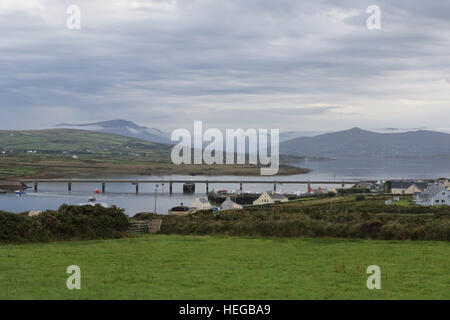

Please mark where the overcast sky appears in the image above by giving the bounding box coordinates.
[1,0,450,133]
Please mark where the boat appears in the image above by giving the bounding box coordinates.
[93,189,100,194]
[88,196,96,202]
[15,190,25,195]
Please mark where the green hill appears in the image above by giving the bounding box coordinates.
[0,129,171,160]
[0,129,307,179]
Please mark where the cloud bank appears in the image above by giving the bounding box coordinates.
[1,0,449,132]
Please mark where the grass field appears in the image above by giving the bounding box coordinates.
[0,235,448,299]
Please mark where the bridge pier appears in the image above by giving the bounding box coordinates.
[19,179,359,196]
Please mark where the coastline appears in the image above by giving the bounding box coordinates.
[0,163,310,182]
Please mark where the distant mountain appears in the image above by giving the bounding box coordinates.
[55,119,171,144]
[279,130,323,142]
[280,127,450,158]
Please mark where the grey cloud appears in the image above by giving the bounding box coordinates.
[0,0,450,131]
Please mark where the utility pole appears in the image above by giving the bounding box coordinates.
[154,184,159,214]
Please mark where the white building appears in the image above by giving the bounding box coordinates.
[415,184,450,206]
[253,191,289,205]
[221,197,243,210]
[191,197,212,211]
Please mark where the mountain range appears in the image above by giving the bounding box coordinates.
[55,119,171,144]
[279,127,450,158]
[54,120,450,159]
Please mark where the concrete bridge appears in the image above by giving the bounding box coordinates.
[19,178,360,194]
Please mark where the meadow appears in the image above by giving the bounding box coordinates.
[0,235,448,299]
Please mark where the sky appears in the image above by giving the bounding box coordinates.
[1,0,450,133]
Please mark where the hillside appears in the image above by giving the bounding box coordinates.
[55,119,171,144]
[280,127,450,158]
[0,129,306,179]
[0,128,171,160]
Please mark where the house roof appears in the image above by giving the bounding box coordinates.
[417,184,446,200]
[222,197,236,205]
[195,197,210,204]
[352,181,376,188]
[391,180,428,190]
[265,192,288,200]
[221,197,242,208]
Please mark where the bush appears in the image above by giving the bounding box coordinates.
[159,203,450,241]
[355,195,366,201]
[0,204,129,243]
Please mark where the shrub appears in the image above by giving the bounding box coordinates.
[159,204,450,241]
[0,205,129,243]
[355,195,366,201]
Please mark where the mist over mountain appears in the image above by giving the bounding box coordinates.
[55,120,171,144]
[280,127,450,158]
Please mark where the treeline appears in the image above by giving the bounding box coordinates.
[158,202,450,241]
[0,205,129,243]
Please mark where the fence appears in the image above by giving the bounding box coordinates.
[129,219,162,234]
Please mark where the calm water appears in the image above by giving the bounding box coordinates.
[1,157,448,216]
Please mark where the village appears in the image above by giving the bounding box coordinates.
[167,178,450,216]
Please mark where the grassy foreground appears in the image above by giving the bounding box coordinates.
[0,235,448,299]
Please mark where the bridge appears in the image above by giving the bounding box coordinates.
[19,178,361,194]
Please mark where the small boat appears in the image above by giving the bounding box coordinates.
[93,189,100,194]
[88,196,96,202]
[15,190,25,195]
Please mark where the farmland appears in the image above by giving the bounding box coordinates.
[0,235,448,299]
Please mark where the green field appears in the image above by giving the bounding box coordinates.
[0,235,448,299]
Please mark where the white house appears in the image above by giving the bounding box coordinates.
[191,197,212,211]
[253,191,289,205]
[221,197,243,210]
[415,184,450,206]
[27,210,42,217]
